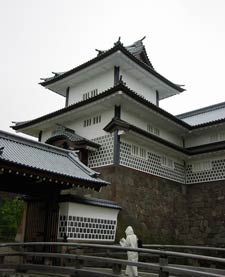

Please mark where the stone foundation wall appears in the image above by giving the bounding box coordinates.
[91,165,189,244]
[72,165,225,246]
[187,181,225,246]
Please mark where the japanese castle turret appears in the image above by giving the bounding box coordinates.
[12,37,225,246]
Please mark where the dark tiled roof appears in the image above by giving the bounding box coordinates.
[177,101,225,119]
[0,130,109,187]
[125,37,154,68]
[59,194,121,210]
[46,124,100,148]
[176,101,225,128]
[191,117,225,129]
[39,40,184,93]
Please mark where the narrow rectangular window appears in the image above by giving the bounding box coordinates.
[83,89,98,101]
[192,160,212,172]
[140,148,147,159]
[161,156,174,169]
[147,124,160,136]
[131,145,139,156]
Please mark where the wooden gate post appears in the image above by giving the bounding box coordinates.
[159,255,169,277]
[112,263,122,275]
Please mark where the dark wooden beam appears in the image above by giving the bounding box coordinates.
[114,67,120,86]
[113,130,120,165]
[65,87,70,107]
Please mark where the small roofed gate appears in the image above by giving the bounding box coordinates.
[0,130,109,249]
[25,200,46,243]
[24,194,59,243]
[24,193,60,263]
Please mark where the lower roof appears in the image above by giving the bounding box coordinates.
[11,84,225,141]
[104,117,225,157]
[0,130,109,191]
[59,194,121,210]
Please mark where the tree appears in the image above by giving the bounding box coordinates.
[0,194,24,241]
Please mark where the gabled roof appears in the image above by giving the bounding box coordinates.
[39,39,184,93]
[97,37,154,69]
[0,130,109,190]
[46,124,100,149]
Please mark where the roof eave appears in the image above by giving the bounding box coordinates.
[39,43,184,94]
[11,83,191,134]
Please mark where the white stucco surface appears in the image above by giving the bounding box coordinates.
[68,69,114,105]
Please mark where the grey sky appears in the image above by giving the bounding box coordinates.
[1,0,225,137]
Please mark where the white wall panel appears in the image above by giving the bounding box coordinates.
[66,109,114,139]
[68,69,114,105]
[121,70,156,104]
[121,110,183,146]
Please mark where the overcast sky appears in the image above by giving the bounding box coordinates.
[1,0,225,138]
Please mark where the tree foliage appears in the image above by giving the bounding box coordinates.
[0,194,24,241]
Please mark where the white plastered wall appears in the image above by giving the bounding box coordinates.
[185,126,225,148]
[41,129,53,143]
[41,108,114,142]
[58,202,119,241]
[66,109,114,139]
[68,69,114,105]
[120,70,157,104]
[121,110,183,147]
[64,202,119,220]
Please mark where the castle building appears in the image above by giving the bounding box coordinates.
[12,38,225,245]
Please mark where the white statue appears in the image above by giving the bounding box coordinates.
[120,226,138,277]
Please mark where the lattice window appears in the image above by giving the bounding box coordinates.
[192,160,212,172]
[131,144,147,160]
[84,115,101,127]
[58,215,116,241]
[147,124,160,136]
[161,156,174,169]
[93,115,101,125]
[83,89,98,100]
[84,118,91,127]
[131,145,139,156]
[210,132,225,142]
